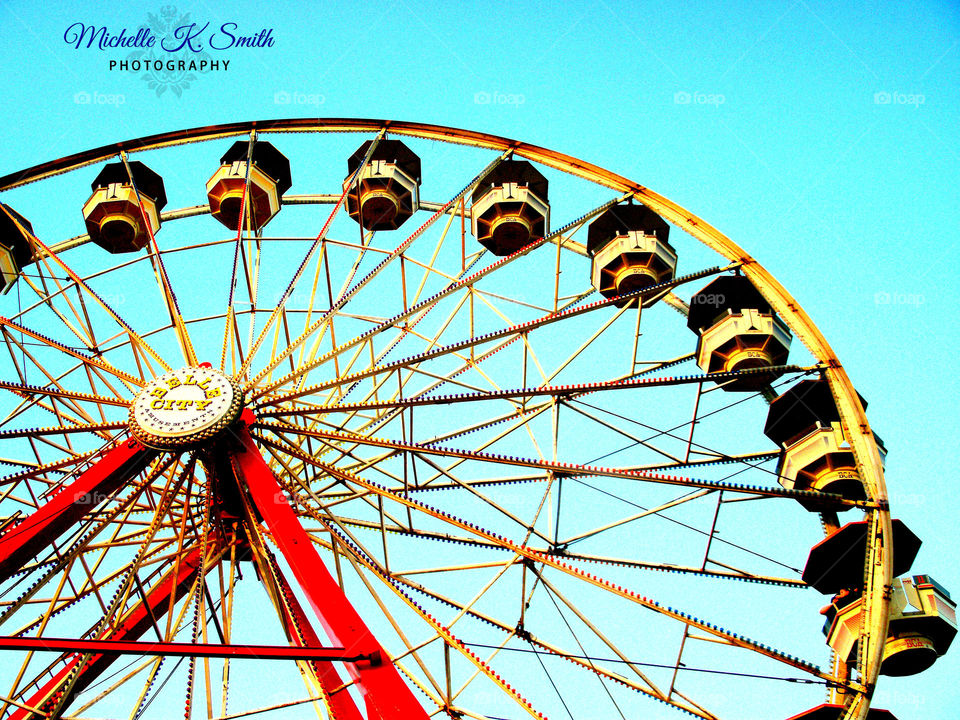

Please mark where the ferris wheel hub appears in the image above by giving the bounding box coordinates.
[129,365,242,449]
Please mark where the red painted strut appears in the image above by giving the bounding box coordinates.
[0,636,365,661]
[0,439,156,582]
[230,418,430,720]
[267,554,366,720]
[12,539,212,720]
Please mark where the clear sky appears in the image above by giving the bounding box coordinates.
[0,0,957,717]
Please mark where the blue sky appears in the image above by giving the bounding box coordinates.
[0,0,957,717]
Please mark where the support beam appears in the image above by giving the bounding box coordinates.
[225,442,366,720]
[0,439,156,582]
[229,415,429,720]
[0,636,364,661]
[264,551,366,720]
[12,540,218,720]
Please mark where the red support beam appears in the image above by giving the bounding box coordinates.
[230,419,430,720]
[0,439,156,582]
[269,554,366,720]
[11,540,214,720]
[0,636,364,661]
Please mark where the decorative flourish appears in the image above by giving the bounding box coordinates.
[126,6,212,97]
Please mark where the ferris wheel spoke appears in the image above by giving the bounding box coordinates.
[117,152,199,369]
[0,316,145,392]
[0,399,110,450]
[252,262,727,410]
[259,437,412,536]
[272,399,662,501]
[220,131,257,375]
[12,261,183,386]
[335,335,496,412]
[268,365,814,418]
[265,425,408,489]
[287,187,464,393]
[19,247,145,352]
[301,496,718,720]
[403,353,696,455]
[0,380,129,412]
[266,294,543,435]
[545,481,802,584]
[336,526,722,587]
[563,398,711,467]
[232,131,390,384]
[295,499,551,720]
[409,451,554,546]
[0,348,120,438]
[565,474,804,579]
[402,573,718,719]
[10,550,149,639]
[256,418,458,496]
[314,247,635,418]
[325,282,483,409]
[267,444,844,686]
[248,199,626,404]
[25,234,173,373]
[627,450,780,473]
[401,208,471,308]
[16,272,99,353]
[562,369,816,472]
[285,237,338,387]
[254,419,857,504]
[307,514,503,554]
[288,476,804,587]
[533,548,805,587]
[246,147,516,392]
[0,422,127,441]
[528,556,823,681]
[9,539,224,720]
[236,233,267,372]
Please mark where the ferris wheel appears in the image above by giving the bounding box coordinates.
[0,119,953,720]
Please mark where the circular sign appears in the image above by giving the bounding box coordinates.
[129,366,242,449]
